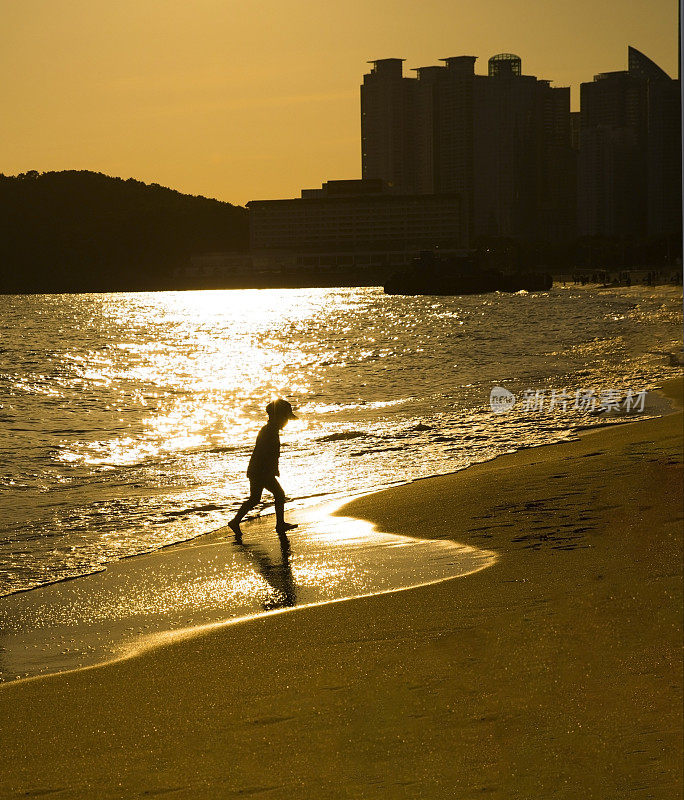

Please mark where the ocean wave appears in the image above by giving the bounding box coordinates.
[162,503,228,518]
[317,431,368,442]
[351,445,407,457]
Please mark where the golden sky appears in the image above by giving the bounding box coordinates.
[1,0,678,206]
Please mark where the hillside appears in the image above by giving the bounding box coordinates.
[0,171,248,293]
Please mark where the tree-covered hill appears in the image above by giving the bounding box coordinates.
[0,171,248,293]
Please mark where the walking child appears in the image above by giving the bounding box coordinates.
[229,398,298,538]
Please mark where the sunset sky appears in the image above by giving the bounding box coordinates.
[1,0,678,206]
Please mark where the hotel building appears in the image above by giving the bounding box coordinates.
[247,179,466,272]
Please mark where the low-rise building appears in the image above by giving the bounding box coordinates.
[247,179,467,272]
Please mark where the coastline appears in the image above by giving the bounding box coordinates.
[0,384,674,683]
[3,281,682,602]
[2,372,676,604]
[0,377,681,798]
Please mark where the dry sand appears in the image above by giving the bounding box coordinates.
[0,379,682,799]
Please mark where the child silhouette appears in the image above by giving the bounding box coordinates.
[229,398,298,539]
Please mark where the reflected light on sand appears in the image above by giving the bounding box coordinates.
[0,498,497,683]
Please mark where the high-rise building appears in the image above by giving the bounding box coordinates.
[360,53,576,244]
[473,55,575,243]
[360,59,419,193]
[578,46,681,240]
[646,75,682,238]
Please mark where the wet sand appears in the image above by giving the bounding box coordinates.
[0,378,681,798]
[0,500,495,683]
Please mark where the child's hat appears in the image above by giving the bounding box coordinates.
[266,398,298,420]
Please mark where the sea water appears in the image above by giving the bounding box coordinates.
[1,285,682,597]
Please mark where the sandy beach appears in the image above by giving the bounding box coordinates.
[1,378,682,799]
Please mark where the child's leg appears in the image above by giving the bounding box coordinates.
[264,478,297,533]
[231,480,264,524]
[263,477,286,527]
